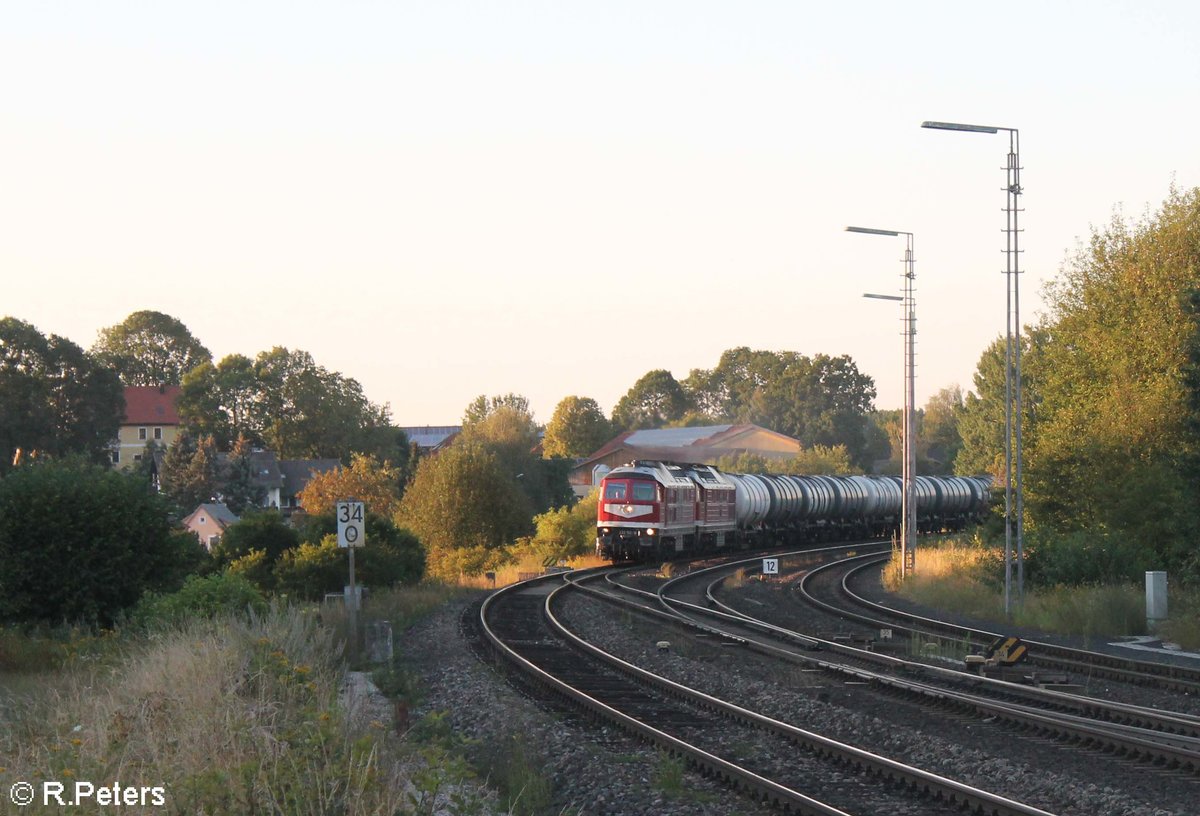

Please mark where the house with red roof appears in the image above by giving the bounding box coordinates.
[112,385,182,469]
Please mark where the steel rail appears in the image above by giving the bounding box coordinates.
[805,552,1200,694]
[544,572,1056,816]
[479,572,855,816]
[624,559,1200,772]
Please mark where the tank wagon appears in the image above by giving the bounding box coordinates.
[596,460,991,561]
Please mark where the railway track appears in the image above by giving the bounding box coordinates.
[480,568,1057,816]
[800,551,1200,694]
[626,550,1200,774]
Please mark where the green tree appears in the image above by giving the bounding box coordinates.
[91,310,211,386]
[159,430,219,512]
[0,317,123,473]
[460,403,573,517]
[177,354,261,449]
[462,393,532,427]
[0,459,205,623]
[395,443,531,580]
[1023,187,1200,573]
[922,386,965,470]
[525,491,599,563]
[611,369,691,431]
[543,396,613,458]
[221,434,267,515]
[177,347,398,462]
[680,348,877,466]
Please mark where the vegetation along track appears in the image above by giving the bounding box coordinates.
[643,548,1200,776]
[800,551,1200,694]
[479,565,1056,815]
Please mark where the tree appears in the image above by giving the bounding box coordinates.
[611,369,691,431]
[221,434,268,515]
[0,317,124,473]
[1021,187,1200,574]
[91,310,211,386]
[922,386,965,470]
[462,393,532,427]
[395,443,531,580]
[459,402,573,517]
[543,396,613,458]
[177,354,261,449]
[297,453,405,518]
[679,348,878,466]
[524,491,599,563]
[177,347,397,462]
[159,430,219,512]
[0,459,205,623]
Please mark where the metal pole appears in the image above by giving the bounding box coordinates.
[919,120,1022,613]
[1008,129,1024,601]
[348,546,358,663]
[905,234,917,576]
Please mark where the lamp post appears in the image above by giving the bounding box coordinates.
[921,120,1023,614]
[847,226,917,578]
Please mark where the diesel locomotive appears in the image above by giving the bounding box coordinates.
[596,460,990,561]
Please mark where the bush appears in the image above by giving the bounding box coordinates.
[0,459,205,624]
[1026,529,1159,587]
[276,520,424,601]
[274,538,345,601]
[212,510,299,566]
[128,573,267,629]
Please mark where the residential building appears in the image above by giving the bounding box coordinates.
[182,502,239,551]
[278,458,342,511]
[112,385,182,469]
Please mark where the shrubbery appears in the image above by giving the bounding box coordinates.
[128,573,267,628]
[0,459,205,624]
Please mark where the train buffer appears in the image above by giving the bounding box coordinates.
[964,635,1072,687]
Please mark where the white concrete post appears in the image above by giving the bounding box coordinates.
[1146,571,1168,631]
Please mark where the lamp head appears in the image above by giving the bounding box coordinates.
[921,120,1000,134]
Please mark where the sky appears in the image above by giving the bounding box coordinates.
[3,1,1199,426]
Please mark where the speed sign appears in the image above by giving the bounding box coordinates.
[337,500,365,548]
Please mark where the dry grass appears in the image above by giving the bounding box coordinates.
[886,537,1164,642]
[0,606,412,814]
[455,552,609,589]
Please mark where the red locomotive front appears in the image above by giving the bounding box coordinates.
[595,462,696,560]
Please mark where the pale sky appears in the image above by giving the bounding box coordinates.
[4,2,1198,425]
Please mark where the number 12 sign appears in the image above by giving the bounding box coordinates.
[337,501,365,548]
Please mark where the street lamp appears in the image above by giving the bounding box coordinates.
[921,119,1024,614]
[847,226,917,578]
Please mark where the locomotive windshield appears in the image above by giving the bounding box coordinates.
[604,482,627,500]
[604,480,657,501]
[632,482,656,501]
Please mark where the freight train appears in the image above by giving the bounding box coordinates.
[595,460,991,561]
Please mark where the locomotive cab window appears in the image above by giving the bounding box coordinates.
[605,482,627,500]
[632,482,656,501]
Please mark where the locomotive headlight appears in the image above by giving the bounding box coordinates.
[622,504,634,515]
[646,528,655,536]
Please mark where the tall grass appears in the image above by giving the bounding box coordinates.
[454,552,608,589]
[887,537,1181,643]
[0,605,411,814]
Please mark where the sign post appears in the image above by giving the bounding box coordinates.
[762,557,779,577]
[337,500,365,661]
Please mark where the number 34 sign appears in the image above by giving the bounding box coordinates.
[337,501,365,549]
